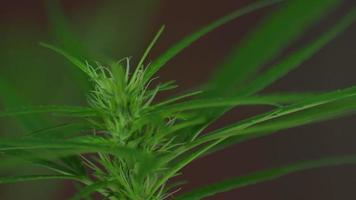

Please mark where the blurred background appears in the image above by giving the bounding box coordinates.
[0,0,355,199]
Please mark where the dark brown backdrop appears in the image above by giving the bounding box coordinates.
[0,0,355,199]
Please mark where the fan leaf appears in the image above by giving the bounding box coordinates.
[143,0,283,83]
[208,0,340,96]
[0,174,80,184]
[0,105,97,118]
[189,86,356,150]
[175,155,356,200]
[40,43,92,77]
[239,8,356,95]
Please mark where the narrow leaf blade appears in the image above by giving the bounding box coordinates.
[0,105,97,118]
[239,9,356,95]
[208,0,340,96]
[40,43,92,77]
[143,0,283,83]
[0,174,79,184]
[175,155,356,200]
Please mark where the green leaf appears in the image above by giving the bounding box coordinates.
[153,93,318,116]
[143,0,283,83]
[186,2,351,146]
[25,122,91,138]
[154,90,203,107]
[151,139,223,197]
[163,86,356,170]
[2,150,81,176]
[136,25,165,70]
[0,150,88,177]
[0,137,156,177]
[175,155,356,200]
[0,78,45,131]
[150,98,276,117]
[45,0,93,91]
[40,43,92,77]
[2,146,153,180]
[150,92,315,142]
[208,0,340,96]
[34,159,81,176]
[0,78,88,178]
[0,174,80,184]
[130,25,166,87]
[70,180,111,200]
[239,9,356,95]
[0,137,149,161]
[206,97,356,155]
[158,117,207,139]
[187,86,356,152]
[0,105,97,118]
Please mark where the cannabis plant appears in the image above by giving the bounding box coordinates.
[0,0,355,199]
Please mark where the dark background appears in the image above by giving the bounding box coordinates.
[0,0,355,199]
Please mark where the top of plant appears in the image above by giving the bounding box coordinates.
[0,0,356,199]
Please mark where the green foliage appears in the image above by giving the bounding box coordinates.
[0,78,45,131]
[0,175,80,184]
[208,0,340,96]
[0,105,97,117]
[238,8,356,95]
[1,0,355,199]
[175,155,356,200]
[143,0,282,84]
